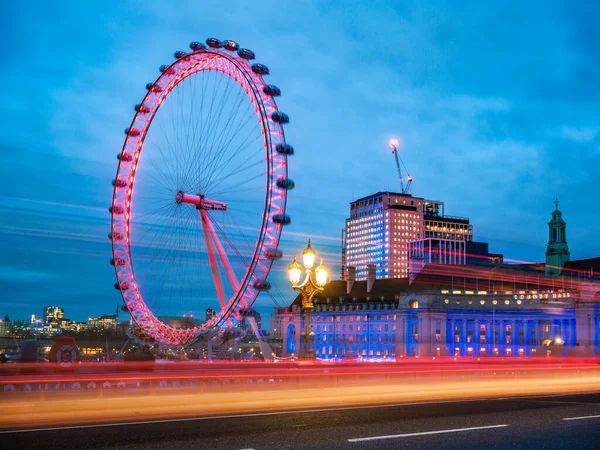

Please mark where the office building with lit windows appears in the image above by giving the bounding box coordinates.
[343,192,477,280]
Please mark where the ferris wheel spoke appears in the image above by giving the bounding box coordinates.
[134,203,181,291]
[202,130,263,194]
[153,209,190,315]
[206,156,264,196]
[199,88,251,184]
[196,71,227,177]
[152,117,181,188]
[200,108,260,191]
[196,78,249,189]
[179,76,202,192]
[131,202,179,249]
[203,137,263,193]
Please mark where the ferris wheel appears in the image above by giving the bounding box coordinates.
[109,38,293,345]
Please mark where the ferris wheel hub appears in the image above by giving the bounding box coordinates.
[176,191,228,211]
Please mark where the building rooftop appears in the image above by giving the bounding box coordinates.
[290,278,410,307]
[407,263,584,293]
[352,191,414,204]
[564,257,600,274]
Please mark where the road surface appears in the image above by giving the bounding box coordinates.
[3,392,600,449]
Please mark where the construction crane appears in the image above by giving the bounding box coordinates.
[389,139,413,194]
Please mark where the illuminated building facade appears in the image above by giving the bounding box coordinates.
[343,192,473,280]
[44,306,65,323]
[0,315,12,337]
[88,314,118,330]
[274,263,600,359]
[344,192,424,280]
[275,203,599,359]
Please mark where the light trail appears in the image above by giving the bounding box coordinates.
[1,360,600,430]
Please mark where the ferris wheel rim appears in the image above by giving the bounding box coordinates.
[109,42,290,345]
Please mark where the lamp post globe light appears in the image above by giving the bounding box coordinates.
[288,240,328,358]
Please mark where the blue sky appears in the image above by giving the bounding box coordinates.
[2,1,599,324]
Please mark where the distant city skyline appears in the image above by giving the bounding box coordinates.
[2,1,599,322]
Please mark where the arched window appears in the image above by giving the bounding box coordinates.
[287,323,296,354]
[553,228,557,242]
[408,300,419,309]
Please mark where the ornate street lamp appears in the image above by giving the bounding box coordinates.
[288,240,328,358]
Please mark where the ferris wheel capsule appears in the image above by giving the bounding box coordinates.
[146,83,162,92]
[264,248,283,260]
[112,178,127,188]
[114,282,130,291]
[237,48,255,60]
[206,38,222,48]
[275,144,294,155]
[253,281,271,291]
[251,63,269,75]
[174,51,187,60]
[190,42,206,51]
[125,128,141,137]
[117,152,133,161]
[134,104,150,113]
[276,178,295,190]
[271,111,289,124]
[263,85,281,96]
[223,40,239,51]
[108,232,123,241]
[272,214,291,225]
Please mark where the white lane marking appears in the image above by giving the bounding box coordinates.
[495,392,599,401]
[0,398,490,434]
[563,415,600,421]
[348,424,509,442]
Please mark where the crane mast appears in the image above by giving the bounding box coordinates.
[389,139,412,194]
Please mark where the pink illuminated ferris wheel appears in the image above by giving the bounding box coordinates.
[109,39,293,345]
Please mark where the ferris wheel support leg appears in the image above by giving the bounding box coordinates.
[203,213,240,292]
[200,210,232,327]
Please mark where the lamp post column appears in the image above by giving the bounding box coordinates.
[288,240,328,360]
[304,303,314,357]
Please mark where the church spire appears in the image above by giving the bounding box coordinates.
[545,199,570,277]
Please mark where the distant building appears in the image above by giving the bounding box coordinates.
[88,314,118,330]
[206,308,215,322]
[0,315,12,337]
[44,306,65,323]
[270,308,285,340]
[465,241,504,265]
[63,321,88,332]
[30,314,61,337]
